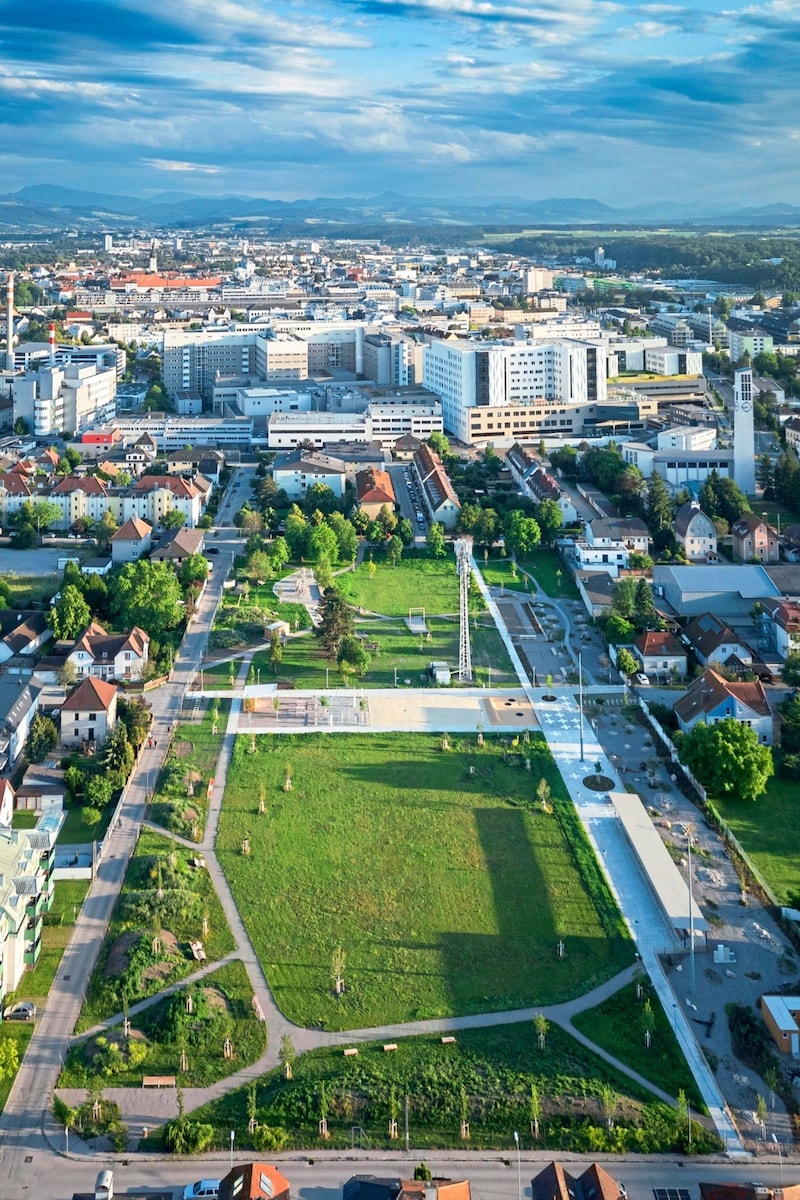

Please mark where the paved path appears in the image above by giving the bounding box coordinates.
[0,470,249,1190]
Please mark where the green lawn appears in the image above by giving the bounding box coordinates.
[715,777,800,904]
[11,811,38,830]
[11,880,90,1010]
[571,981,705,1110]
[2,571,60,606]
[519,549,578,599]
[0,1024,33,1112]
[60,961,265,1089]
[241,615,518,690]
[149,700,230,841]
[76,829,236,1031]
[57,802,115,845]
[336,554,460,616]
[160,1022,715,1155]
[218,733,630,1031]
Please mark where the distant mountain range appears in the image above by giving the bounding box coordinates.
[1,184,800,235]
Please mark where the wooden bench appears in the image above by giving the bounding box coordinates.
[343,1048,359,1057]
[441,1036,456,1045]
[143,1075,176,1088]
[383,1043,397,1053]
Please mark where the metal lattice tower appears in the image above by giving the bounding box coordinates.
[454,536,473,682]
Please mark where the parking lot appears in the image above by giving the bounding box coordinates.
[386,463,427,538]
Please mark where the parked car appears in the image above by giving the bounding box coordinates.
[183,1182,221,1200]
[632,672,650,687]
[207,547,220,554]
[3,1001,36,1020]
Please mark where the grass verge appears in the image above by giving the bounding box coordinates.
[11,880,90,1009]
[218,732,630,1030]
[571,980,705,1110]
[149,700,230,841]
[714,777,800,905]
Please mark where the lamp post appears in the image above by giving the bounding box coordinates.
[229,1128,235,1169]
[771,1133,784,1188]
[687,830,696,998]
[578,652,585,762]
[513,1130,521,1200]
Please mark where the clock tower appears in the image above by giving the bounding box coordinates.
[733,366,755,495]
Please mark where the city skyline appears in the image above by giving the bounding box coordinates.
[1,0,798,208]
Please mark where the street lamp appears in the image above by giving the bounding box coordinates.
[513,1130,521,1200]
[229,1129,235,1169]
[578,652,585,762]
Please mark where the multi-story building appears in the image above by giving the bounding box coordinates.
[732,514,780,564]
[729,329,774,361]
[13,361,116,437]
[673,501,718,561]
[422,336,608,444]
[759,598,800,661]
[362,333,424,386]
[0,825,53,998]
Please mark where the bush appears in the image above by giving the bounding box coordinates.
[252,1123,290,1152]
[164,1116,215,1154]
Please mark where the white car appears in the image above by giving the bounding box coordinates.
[632,672,650,687]
[183,1182,220,1200]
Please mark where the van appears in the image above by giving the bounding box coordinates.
[95,1169,114,1200]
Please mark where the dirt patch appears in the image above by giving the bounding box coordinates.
[140,929,181,983]
[173,740,195,759]
[202,986,231,1016]
[104,931,139,979]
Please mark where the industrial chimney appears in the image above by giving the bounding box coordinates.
[49,322,56,364]
[5,272,14,371]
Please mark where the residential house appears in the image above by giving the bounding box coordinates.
[219,1162,291,1200]
[633,631,688,679]
[782,523,800,562]
[0,825,52,999]
[759,597,800,661]
[392,432,423,461]
[0,682,39,772]
[412,441,461,530]
[355,467,396,520]
[65,622,149,682]
[575,570,617,618]
[784,416,800,454]
[51,474,111,529]
[573,517,650,578]
[0,611,51,664]
[343,1177,471,1200]
[674,501,717,562]
[506,444,578,523]
[166,447,225,481]
[110,516,153,564]
[531,1162,624,1200]
[674,667,773,744]
[684,612,753,668]
[272,449,347,500]
[732,514,780,564]
[60,676,118,747]
[150,526,205,565]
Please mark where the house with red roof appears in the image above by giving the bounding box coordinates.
[633,631,687,679]
[356,467,396,520]
[60,677,118,747]
[675,667,773,745]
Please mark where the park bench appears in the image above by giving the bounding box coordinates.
[441,1036,456,1044]
[343,1048,359,1057]
[142,1075,176,1088]
[383,1043,397,1053]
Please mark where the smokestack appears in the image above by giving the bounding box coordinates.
[5,272,13,371]
[48,322,56,364]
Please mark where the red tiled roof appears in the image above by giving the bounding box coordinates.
[61,676,118,712]
[634,631,685,657]
[53,474,109,496]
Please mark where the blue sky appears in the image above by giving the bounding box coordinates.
[1,0,798,207]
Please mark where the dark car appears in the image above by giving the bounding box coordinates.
[207,547,220,554]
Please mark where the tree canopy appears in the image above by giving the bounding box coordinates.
[678,718,774,803]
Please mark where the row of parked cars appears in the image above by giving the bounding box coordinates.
[403,469,426,530]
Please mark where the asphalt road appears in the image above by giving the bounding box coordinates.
[386,463,427,541]
[25,1150,796,1200]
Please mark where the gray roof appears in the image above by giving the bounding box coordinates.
[653,564,781,599]
[0,682,36,731]
[763,566,800,597]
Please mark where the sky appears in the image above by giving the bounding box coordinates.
[1,0,799,209]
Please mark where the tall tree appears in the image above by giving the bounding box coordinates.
[646,473,672,537]
[110,560,183,638]
[678,718,774,802]
[633,577,657,631]
[50,584,90,640]
[426,522,447,559]
[316,587,353,655]
[536,500,563,547]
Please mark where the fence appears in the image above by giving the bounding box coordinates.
[637,695,708,803]
[704,799,779,907]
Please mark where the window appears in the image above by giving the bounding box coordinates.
[88,713,97,722]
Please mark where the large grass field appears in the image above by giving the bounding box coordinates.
[336,554,460,616]
[236,615,518,690]
[76,829,236,1031]
[156,1022,715,1154]
[218,733,629,1031]
[715,777,800,904]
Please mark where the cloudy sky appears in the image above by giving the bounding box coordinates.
[1,0,798,207]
